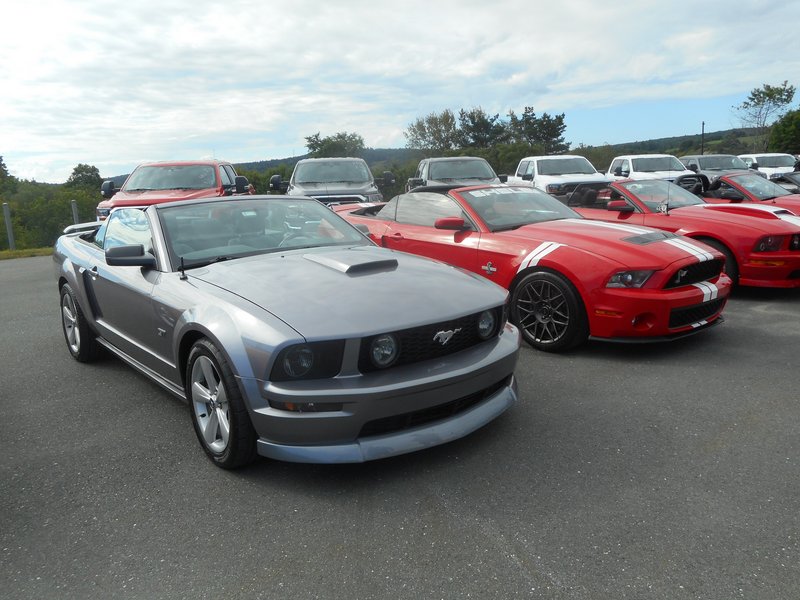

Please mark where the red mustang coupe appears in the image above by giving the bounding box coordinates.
[336,185,731,352]
[700,171,800,212]
[568,178,800,288]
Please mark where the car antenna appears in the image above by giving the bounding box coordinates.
[179,256,188,280]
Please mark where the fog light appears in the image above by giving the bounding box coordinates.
[370,334,398,368]
[631,313,656,331]
[477,310,497,340]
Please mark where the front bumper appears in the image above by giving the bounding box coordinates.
[739,253,800,288]
[238,324,520,463]
[586,277,731,340]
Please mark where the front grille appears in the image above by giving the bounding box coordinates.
[358,308,501,373]
[669,298,725,328]
[358,377,509,438]
[664,259,724,288]
[315,195,365,205]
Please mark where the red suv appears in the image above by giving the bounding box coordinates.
[96,160,252,219]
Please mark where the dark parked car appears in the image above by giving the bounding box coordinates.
[54,196,520,468]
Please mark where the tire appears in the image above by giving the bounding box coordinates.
[699,238,739,286]
[59,284,99,362]
[511,270,588,352]
[186,338,257,469]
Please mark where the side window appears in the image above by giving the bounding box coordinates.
[395,194,468,227]
[93,220,109,249]
[103,209,153,253]
[516,161,530,177]
[620,159,630,174]
[219,166,233,186]
[609,159,622,174]
[526,161,536,176]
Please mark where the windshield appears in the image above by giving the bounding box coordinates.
[461,187,580,231]
[753,155,795,168]
[429,159,496,180]
[158,197,369,268]
[537,157,597,176]
[631,156,687,172]
[620,179,704,211]
[728,173,791,200]
[697,155,748,171]
[124,165,217,191]
[294,160,372,184]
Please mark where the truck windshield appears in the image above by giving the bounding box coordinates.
[294,160,372,184]
[698,156,748,170]
[124,165,217,191]
[753,155,795,168]
[429,159,496,180]
[631,157,686,172]
[537,157,597,176]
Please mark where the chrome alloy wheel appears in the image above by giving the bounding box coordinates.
[516,278,570,345]
[190,355,231,453]
[61,291,81,354]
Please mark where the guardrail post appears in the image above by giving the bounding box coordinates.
[71,199,80,224]
[3,202,15,251]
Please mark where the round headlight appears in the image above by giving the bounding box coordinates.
[370,334,398,368]
[282,346,314,378]
[477,310,497,340]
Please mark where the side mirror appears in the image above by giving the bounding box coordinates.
[105,244,156,267]
[613,167,623,177]
[521,173,532,181]
[688,164,698,172]
[498,174,508,183]
[353,223,370,236]
[407,177,424,190]
[750,162,760,170]
[720,189,745,202]
[434,216,470,231]
[607,200,635,213]
[381,171,396,186]
[100,180,117,198]
[234,175,250,194]
[269,174,283,191]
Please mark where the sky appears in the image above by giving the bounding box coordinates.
[2,0,798,184]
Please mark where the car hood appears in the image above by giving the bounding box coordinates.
[674,204,800,230]
[99,187,219,208]
[625,171,695,181]
[289,181,377,196]
[538,173,611,183]
[495,218,713,267]
[188,245,505,338]
[429,177,501,186]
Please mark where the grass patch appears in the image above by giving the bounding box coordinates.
[0,247,53,260]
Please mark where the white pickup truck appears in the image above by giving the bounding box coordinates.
[506,155,612,202]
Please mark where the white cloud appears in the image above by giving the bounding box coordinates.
[1,0,799,182]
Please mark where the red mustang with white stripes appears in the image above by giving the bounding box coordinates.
[335,185,731,352]
[567,178,800,288]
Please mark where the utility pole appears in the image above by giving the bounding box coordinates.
[700,121,705,154]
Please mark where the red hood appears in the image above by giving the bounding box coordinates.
[671,204,800,232]
[97,187,221,210]
[496,218,718,268]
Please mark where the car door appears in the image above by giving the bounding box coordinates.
[83,209,163,369]
[379,192,481,273]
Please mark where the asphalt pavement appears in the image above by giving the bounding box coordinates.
[1,255,799,599]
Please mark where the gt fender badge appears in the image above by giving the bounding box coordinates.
[433,328,462,345]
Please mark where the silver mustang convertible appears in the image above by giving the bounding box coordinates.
[54,196,520,468]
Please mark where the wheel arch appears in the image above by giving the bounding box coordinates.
[509,264,590,325]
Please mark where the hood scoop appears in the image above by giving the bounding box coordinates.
[303,251,398,275]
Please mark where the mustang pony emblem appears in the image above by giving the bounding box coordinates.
[433,328,462,345]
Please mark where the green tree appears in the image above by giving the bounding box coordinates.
[507,106,569,154]
[0,155,18,196]
[305,132,365,157]
[734,81,796,151]
[64,163,103,190]
[404,110,459,152]
[768,109,800,155]
[456,107,507,148]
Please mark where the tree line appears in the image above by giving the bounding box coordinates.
[2,82,798,252]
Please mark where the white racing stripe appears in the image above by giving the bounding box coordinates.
[691,320,709,329]
[692,281,719,302]
[702,203,800,228]
[517,242,564,272]
[665,238,715,262]
[565,218,651,235]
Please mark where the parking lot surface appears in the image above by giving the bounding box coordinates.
[2,255,799,599]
